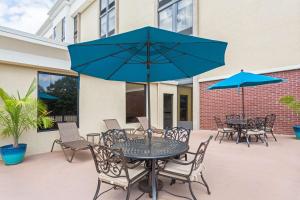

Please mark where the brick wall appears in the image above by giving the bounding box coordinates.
[199,69,300,135]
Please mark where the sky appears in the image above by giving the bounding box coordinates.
[0,0,56,34]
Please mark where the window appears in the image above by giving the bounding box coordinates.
[179,95,188,121]
[158,0,193,35]
[74,15,78,43]
[126,83,146,123]
[61,17,65,42]
[53,26,56,40]
[100,0,115,38]
[38,72,79,131]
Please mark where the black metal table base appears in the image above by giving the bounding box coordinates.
[138,179,163,194]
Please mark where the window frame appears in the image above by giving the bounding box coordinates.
[37,71,80,132]
[99,0,116,38]
[74,15,78,43]
[53,26,56,40]
[158,0,193,35]
[125,82,147,124]
[61,17,66,42]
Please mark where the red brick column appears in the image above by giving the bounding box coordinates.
[199,69,300,135]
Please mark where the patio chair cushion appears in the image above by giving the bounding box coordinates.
[246,130,265,135]
[218,127,235,132]
[159,160,205,182]
[99,165,147,188]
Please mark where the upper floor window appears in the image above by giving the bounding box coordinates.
[38,72,79,131]
[100,0,115,38]
[158,0,193,35]
[74,15,79,43]
[61,17,66,42]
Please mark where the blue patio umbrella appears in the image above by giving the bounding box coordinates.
[208,70,284,117]
[68,26,227,128]
[68,26,227,200]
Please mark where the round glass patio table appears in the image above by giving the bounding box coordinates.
[112,137,189,199]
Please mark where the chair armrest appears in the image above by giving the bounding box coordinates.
[186,151,196,155]
[126,160,144,169]
[166,158,194,165]
[80,136,86,140]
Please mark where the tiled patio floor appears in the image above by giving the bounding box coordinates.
[1,130,299,200]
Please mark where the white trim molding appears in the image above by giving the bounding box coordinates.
[198,64,300,83]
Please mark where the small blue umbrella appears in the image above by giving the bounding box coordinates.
[208,70,284,117]
[38,92,59,101]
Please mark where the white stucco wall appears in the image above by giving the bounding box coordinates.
[0,64,61,156]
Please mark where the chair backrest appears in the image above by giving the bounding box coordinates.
[103,119,121,130]
[137,116,149,130]
[245,118,257,130]
[102,129,128,147]
[265,114,276,129]
[57,122,81,143]
[164,127,191,144]
[191,135,213,173]
[214,116,224,129]
[226,114,241,122]
[254,117,266,130]
[89,145,129,180]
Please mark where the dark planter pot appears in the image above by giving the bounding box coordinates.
[293,125,300,140]
[0,144,27,165]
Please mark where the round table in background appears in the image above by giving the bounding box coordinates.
[113,137,188,200]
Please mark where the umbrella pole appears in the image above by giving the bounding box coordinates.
[242,87,245,119]
[146,31,151,130]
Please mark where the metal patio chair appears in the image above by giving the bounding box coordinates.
[50,122,92,162]
[243,118,268,147]
[102,129,128,148]
[103,119,139,139]
[214,116,236,143]
[164,127,191,160]
[158,136,213,200]
[137,116,164,137]
[265,114,277,141]
[89,145,147,200]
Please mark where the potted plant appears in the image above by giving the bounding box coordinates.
[279,95,300,139]
[0,79,53,165]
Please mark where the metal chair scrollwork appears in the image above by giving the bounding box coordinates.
[89,145,147,200]
[158,136,213,200]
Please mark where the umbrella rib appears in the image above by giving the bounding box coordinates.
[156,44,225,65]
[117,44,145,62]
[72,45,140,71]
[106,44,147,80]
[74,42,142,46]
[152,45,191,78]
[151,42,180,62]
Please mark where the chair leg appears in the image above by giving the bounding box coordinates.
[215,131,220,141]
[69,150,76,162]
[264,134,269,147]
[50,139,59,152]
[93,179,101,200]
[246,135,250,147]
[219,132,225,144]
[271,130,277,141]
[200,172,211,195]
[126,186,131,200]
[188,181,197,200]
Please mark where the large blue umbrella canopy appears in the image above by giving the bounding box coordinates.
[68,26,227,82]
[68,26,227,129]
[208,70,284,117]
